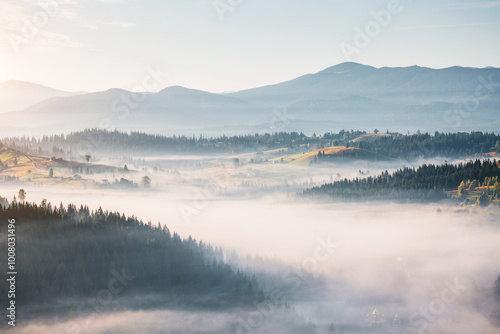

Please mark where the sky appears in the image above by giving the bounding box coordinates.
[0,0,499,93]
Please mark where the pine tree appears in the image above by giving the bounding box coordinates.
[476,192,490,207]
[18,189,26,202]
[0,196,8,208]
[457,181,466,198]
[141,176,151,188]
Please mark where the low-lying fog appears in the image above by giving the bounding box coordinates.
[2,171,499,333]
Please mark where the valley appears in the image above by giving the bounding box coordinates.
[1,3,499,331]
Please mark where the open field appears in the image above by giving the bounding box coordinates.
[0,149,123,186]
[351,133,393,142]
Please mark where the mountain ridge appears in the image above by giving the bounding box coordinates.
[2,63,499,136]
[0,80,84,113]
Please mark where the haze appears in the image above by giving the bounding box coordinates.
[1,0,500,93]
[1,0,499,333]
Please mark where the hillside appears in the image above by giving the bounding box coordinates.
[269,146,381,165]
[230,63,500,133]
[0,80,81,113]
[0,86,266,136]
[0,202,256,315]
[0,201,316,333]
[0,148,122,186]
[303,159,500,203]
[351,133,392,142]
[3,130,499,163]
[231,63,500,104]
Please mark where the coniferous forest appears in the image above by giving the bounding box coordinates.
[0,201,319,333]
[3,129,499,159]
[303,159,500,201]
[0,201,258,311]
[1,130,500,332]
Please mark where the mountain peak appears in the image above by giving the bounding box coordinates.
[159,85,212,96]
[161,85,190,92]
[0,80,81,113]
[317,62,375,74]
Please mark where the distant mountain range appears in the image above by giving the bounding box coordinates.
[0,80,83,114]
[1,63,499,136]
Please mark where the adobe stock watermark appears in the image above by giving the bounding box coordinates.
[443,75,497,129]
[213,0,243,21]
[230,236,340,334]
[105,65,169,127]
[339,0,405,61]
[177,105,292,223]
[269,106,295,132]
[408,277,471,333]
[178,168,232,224]
[76,65,169,157]
[65,267,135,334]
[7,0,72,54]
[257,106,296,135]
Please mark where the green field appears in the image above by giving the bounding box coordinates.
[0,149,121,186]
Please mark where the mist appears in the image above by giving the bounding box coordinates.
[2,171,499,333]
[3,0,500,331]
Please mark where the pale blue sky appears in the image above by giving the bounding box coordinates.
[1,0,499,93]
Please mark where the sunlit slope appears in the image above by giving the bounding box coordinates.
[351,133,392,142]
[269,146,380,165]
[0,149,121,185]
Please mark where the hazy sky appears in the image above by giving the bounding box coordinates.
[0,0,499,93]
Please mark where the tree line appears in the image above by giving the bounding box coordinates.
[0,200,318,332]
[303,159,500,202]
[357,131,500,160]
[2,129,499,160]
[0,201,262,313]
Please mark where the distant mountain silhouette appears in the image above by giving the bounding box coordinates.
[2,63,499,136]
[0,80,83,113]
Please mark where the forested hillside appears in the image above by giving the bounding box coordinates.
[3,129,499,159]
[357,132,500,160]
[303,159,500,202]
[0,202,259,314]
[0,201,321,333]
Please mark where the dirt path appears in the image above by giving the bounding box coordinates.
[24,155,40,170]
